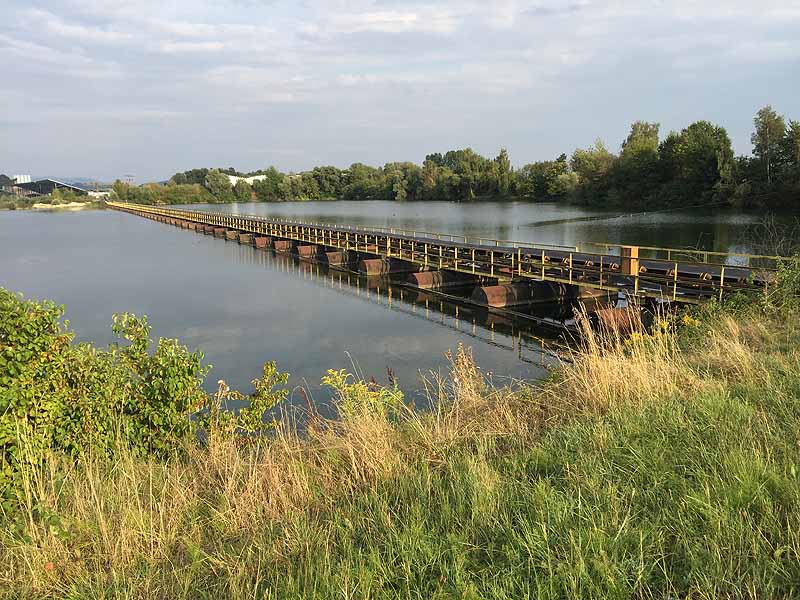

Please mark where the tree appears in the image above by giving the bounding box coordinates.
[571,140,615,182]
[517,154,570,201]
[234,180,253,202]
[252,167,284,202]
[204,169,235,202]
[170,168,209,185]
[342,163,380,200]
[751,105,786,184]
[780,120,800,167]
[657,121,733,203]
[494,148,512,196]
[310,166,343,199]
[621,121,660,157]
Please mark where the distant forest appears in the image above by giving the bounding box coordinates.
[111,105,799,210]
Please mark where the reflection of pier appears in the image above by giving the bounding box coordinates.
[245,246,564,368]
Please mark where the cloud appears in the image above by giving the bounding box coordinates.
[326,8,460,34]
[25,8,132,44]
[2,0,799,180]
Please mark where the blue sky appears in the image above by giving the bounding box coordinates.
[2,0,799,182]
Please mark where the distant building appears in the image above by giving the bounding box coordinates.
[12,174,32,184]
[9,179,89,197]
[227,174,268,186]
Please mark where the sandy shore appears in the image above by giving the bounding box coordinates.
[31,201,94,211]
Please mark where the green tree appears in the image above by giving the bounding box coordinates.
[494,148,512,196]
[621,121,660,157]
[570,140,617,204]
[252,167,284,202]
[751,105,786,185]
[780,120,800,167]
[657,121,733,203]
[204,169,235,202]
[234,180,253,202]
[170,168,209,185]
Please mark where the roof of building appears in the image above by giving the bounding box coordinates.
[13,179,89,195]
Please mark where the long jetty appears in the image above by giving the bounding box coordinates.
[107,202,784,307]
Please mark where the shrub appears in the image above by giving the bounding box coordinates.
[0,289,289,505]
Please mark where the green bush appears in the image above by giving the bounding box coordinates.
[0,289,288,504]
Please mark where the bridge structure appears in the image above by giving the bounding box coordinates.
[107,202,786,308]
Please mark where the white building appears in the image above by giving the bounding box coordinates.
[13,174,32,184]
[227,174,268,186]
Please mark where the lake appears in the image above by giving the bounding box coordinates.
[0,201,782,410]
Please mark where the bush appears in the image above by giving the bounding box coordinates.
[0,289,288,505]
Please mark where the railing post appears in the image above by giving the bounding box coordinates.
[673,261,678,301]
[541,250,545,280]
[599,256,604,288]
[621,245,639,277]
[569,253,573,284]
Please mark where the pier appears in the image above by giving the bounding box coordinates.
[107,202,784,307]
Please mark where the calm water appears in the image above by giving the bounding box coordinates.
[0,201,779,408]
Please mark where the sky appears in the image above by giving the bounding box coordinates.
[2,0,799,182]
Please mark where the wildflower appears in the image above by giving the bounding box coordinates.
[681,315,701,327]
[624,332,645,347]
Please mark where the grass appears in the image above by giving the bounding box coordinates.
[2,297,800,598]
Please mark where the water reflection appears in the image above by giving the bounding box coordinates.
[2,202,795,407]
[226,244,565,370]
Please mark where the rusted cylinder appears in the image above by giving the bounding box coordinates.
[202,225,215,235]
[225,230,239,241]
[472,283,534,308]
[667,268,713,282]
[187,222,197,230]
[324,250,353,269]
[254,236,272,249]
[238,233,252,245]
[472,281,583,308]
[274,239,297,253]
[407,270,479,291]
[213,227,227,238]
[358,258,418,276]
[297,245,324,260]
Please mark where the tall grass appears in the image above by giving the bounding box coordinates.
[2,301,800,598]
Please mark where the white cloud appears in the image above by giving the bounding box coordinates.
[3,0,799,179]
[326,9,460,34]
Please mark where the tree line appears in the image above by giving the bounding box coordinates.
[110,105,799,209]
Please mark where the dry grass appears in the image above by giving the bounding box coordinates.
[2,304,799,598]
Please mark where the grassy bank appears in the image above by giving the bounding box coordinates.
[2,272,800,597]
